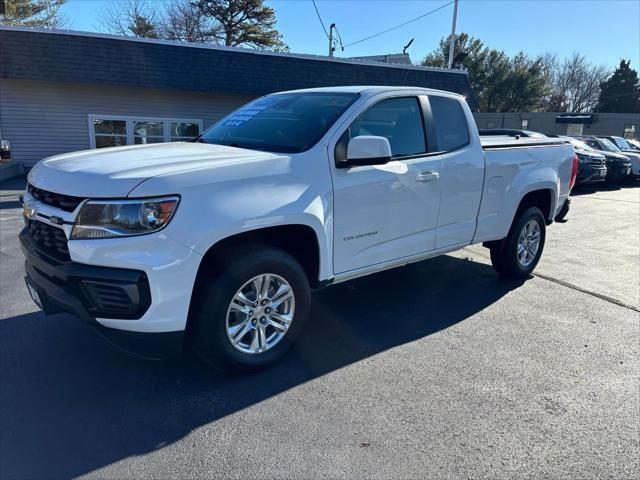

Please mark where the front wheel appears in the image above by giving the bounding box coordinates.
[490,206,546,279]
[191,245,310,372]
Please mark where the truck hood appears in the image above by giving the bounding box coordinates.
[28,142,277,198]
[575,148,605,160]
[594,149,632,162]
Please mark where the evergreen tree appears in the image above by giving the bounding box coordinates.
[1,0,67,28]
[193,0,287,50]
[597,59,640,113]
[421,33,549,112]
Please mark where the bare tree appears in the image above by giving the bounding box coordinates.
[1,0,68,28]
[546,52,609,112]
[97,0,162,38]
[162,0,218,43]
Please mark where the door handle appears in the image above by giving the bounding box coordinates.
[416,171,439,182]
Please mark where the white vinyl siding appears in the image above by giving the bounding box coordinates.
[0,78,255,167]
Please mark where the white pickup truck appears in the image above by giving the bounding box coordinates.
[20,86,577,370]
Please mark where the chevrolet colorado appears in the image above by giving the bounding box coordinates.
[20,86,577,370]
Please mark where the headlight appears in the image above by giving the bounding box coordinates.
[71,196,179,240]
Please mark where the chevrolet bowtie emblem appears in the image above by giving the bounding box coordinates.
[22,203,37,219]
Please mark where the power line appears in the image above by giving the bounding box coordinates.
[311,0,330,39]
[343,1,455,49]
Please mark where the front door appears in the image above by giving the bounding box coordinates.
[330,96,443,274]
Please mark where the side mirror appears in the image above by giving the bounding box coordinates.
[337,136,392,168]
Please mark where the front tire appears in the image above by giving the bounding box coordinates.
[192,245,310,372]
[490,207,546,279]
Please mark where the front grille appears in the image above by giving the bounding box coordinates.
[587,157,606,166]
[28,184,85,212]
[26,219,70,261]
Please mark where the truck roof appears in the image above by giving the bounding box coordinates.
[274,85,466,99]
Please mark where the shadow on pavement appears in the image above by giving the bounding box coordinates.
[0,253,524,478]
[571,179,639,196]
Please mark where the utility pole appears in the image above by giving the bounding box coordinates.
[447,0,459,69]
[329,23,336,56]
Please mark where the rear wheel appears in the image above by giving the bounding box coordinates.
[192,245,310,372]
[490,207,546,279]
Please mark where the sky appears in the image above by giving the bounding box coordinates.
[60,0,640,69]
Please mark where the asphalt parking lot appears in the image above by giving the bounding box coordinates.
[1,176,638,479]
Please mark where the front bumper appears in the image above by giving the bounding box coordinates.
[605,162,632,181]
[576,164,607,184]
[20,228,185,359]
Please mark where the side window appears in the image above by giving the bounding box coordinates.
[429,95,470,152]
[347,97,426,158]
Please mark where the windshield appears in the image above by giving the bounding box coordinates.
[199,92,358,153]
[610,137,631,150]
[598,138,620,152]
[569,138,593,151]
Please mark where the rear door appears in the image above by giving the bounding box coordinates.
[329,95,443,274]
[427,95,485,249]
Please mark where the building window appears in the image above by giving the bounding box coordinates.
[521,119,529,130]
[487,121,496,128]
[134,121,165,144]
[89,116,203,148]
[623,124,636,139]
[566,123,583,136]
[170,122,200,142]
[93,119,127,148]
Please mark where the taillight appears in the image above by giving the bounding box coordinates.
[569,154,579,190]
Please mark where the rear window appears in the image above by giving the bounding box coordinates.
[429,96,470,152]
[200,92,358,153]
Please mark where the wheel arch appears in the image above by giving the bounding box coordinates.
[483,187,555,250]
[194,223,322,286]
[515,188,555,224]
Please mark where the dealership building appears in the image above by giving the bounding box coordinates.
[474,112,640,139]
[0,26,477,181]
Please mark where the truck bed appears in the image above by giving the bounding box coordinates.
[481,136,569,150]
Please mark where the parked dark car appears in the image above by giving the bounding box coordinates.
[599,135,638,153]
[563,136,631,182]
[479,128,547,138]
[568,142,607,185]
[577,136,640,179]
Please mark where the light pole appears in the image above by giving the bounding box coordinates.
[447,0,459,69]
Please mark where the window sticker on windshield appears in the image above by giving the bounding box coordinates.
[222,114,255,126]
[221,98,277,126]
